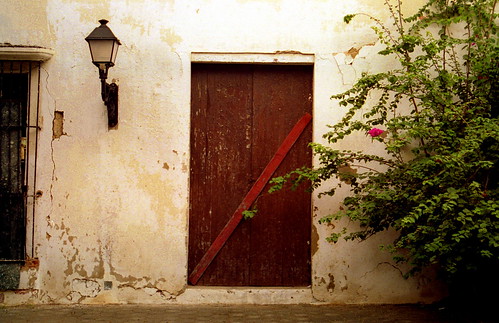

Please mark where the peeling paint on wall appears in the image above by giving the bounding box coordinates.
[311,219,319,257]
[327,273,335,293]
[52,111,65,139]
[67,278,101,302]
[121,15,147,35]
[71,278,101,297]
[90,246,105,279]
[74,1,111,24]
[346,47,360,59]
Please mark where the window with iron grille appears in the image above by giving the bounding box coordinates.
[0,61,40,263]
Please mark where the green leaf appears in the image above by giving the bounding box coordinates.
[344,14,356,24]
[242,209,258,220]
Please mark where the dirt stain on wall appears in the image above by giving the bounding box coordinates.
[160,28,182,48]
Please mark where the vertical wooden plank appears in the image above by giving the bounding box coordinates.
[203,65,253,285]
[188,65,210,278]
[189,64,253,285]
[250,65,312,286]
[278,66,313,286]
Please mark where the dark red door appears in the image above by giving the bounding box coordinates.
[189,64,312,286]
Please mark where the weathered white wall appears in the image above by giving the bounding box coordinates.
[0,0,445,305]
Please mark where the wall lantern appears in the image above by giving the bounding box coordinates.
[85,19,121,128]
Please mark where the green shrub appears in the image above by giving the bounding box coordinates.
[272,0,498,296]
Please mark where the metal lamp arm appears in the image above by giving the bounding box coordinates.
[98,65,118,128]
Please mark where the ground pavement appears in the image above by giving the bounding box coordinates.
[0,303,490,323]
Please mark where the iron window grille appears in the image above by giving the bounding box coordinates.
[0,61,41,262]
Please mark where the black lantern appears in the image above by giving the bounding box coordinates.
[85,19,121,128]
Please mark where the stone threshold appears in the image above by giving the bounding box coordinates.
[176,287,314,305]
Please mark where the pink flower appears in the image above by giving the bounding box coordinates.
[368,128,385,137]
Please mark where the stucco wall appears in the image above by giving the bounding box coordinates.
[0,0,445,305]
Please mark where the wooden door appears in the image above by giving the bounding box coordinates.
[189,64,312,286]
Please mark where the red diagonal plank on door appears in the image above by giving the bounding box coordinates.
[189,112,312,285]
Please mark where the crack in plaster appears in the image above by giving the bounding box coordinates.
[332,54,358,86]
[174,51,183,76]
[117,283,178,301]
[67,278,101,303]
[332,43,377,85]
[361,261,404,279]
[66,290,85,303]
[41,66,57,227]
[38,290,56,304]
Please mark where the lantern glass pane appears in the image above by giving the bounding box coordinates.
[89,40,114,63]
[110,41,120,65]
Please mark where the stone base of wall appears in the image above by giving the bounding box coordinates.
[0,264,21,290]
